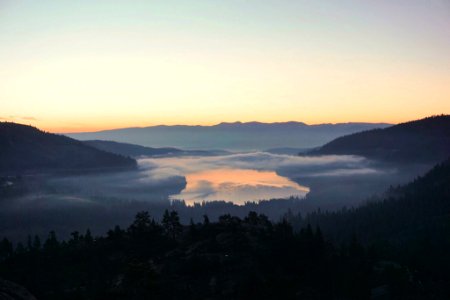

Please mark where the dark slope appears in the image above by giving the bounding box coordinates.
[0,278,37,300]
[294,156,450,245]
[310,115,450,163]
[287,157,450,298]
[0,122,136,174]
[84,140,226,158]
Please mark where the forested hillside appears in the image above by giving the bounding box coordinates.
[293,156,450,244]
[0,123,136,175]
[311,115,450,163]
[289,156,450,299]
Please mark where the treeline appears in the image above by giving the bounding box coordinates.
[0,208,443,300]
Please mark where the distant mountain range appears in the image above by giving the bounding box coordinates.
[66,121,391,151]
[310,115,450,163]
[0,122,136,175]
[84,140,229,158]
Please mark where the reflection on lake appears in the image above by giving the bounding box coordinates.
[169,168,309,205]
[138,153,375,205]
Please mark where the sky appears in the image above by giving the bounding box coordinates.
[0,0,449,132]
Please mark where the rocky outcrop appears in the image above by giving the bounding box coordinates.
[0,279,37,300]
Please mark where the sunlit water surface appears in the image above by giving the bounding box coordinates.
[169,168,309,205]
[138,153,377,205]
[138,154,313,205]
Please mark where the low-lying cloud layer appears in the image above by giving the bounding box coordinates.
[1,152,401,241]
[138,152,381,204]
[139,152,379,180]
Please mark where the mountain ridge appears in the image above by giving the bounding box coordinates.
[66,121,391,151]
[84,140,229,158]
[66,121,391,133]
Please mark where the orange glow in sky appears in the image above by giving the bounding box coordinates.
[0,1,449,133]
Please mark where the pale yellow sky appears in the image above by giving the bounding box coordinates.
[0,1,449,133]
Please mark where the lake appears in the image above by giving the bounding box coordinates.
[138,153,375,205]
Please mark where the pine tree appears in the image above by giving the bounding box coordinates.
[129,211,152,236]
[0,238,13,259]
[85,229,93,244]
[44,231,59,251]
[33,235,41,250]
[162,210,182,239]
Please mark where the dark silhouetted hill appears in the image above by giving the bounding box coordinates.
[84,140,228,158]
[310,115,450,163]
[288,156,450,297]
[294,155,450,243]
[0,122,136,175]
